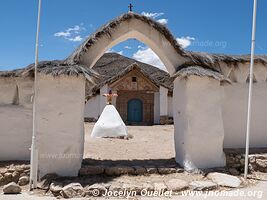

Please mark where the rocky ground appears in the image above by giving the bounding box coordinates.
[0,124,266,199]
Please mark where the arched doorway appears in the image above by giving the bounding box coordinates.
[35,12,226,177]
[127,98,143,123]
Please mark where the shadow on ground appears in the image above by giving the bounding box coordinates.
[82,157,179,167]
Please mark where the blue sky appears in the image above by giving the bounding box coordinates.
[0,0,266,71]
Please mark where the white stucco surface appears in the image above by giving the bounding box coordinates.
[159,86,168,117]
[100,85,108,113]
[0,105,32,160]
[0,78,17,104]
[91,105,127,138]
[223,83,267,148]
[173,76,225,170]
[84,95,100,119]
[0,77,33,160]
[154,92,160,124]
[168,96,173,117]
[35,75,85,177]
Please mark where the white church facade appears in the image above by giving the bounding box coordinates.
[0,12,267,177]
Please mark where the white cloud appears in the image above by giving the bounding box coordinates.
[133,47,167,71]
[54,24,85,42]
[68,35,83,42]
[124,46,132,49]
[106,49,123,55]
[137,45,145,49]
[141,12,164,19]
[54,31,70,37]
[157,19,168,25]
[176,36,195,49]
[117,51,123,55]
[141,12,168,25]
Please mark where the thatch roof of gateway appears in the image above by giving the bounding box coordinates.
[0,60,100,84]
[66,12,187,64]
[65,11,267,70]
[88,53,173,97]
[173,66,231,83]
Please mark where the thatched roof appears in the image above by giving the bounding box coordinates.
[66,12,186,64]
[1,11,266,88]
[0,60,100,84]
[0,68,24,78]
[173,66,231,83]
[88,53,173,96]
[186,52,267,71]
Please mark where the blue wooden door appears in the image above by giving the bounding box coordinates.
[127,99,143,122]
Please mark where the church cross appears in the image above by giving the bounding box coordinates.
[103,89,118,105]
[128,3,133,12]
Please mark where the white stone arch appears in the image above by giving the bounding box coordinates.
[33,13,228,177]
[68,13,188,75]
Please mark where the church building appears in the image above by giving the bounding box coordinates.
[84,53,173,125]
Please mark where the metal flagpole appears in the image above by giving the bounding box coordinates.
[30,0,42,190]
[244,0,257,179]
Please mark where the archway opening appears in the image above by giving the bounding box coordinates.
[83,38,176,171]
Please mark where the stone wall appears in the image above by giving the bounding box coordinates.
[225,149,267,174]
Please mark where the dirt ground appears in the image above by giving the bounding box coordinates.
[83,123,175,162]
[1,123,263,199]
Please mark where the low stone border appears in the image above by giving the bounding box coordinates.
[45,172,243,198]
[225,151,267,174]
[79,165,184,176]
[0,164,30,187]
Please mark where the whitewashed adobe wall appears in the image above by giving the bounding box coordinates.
[173,75,225,170]
[153,92,160,124]
[36,74,85,177]
[84,95,100,120]
[0,77,33,160]
[222,63,267,148]
[159,86,168,117]
[99,84,108,113]
[168,96,173,118]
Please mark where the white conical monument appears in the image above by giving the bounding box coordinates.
[91,90,127,138]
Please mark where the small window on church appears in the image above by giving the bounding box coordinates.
[132,77,137,82]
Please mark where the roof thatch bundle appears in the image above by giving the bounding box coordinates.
[186,52,267,71]
[0,60,100,85]
[66,12,187,64]
[173,66,231,83]
[0,68,24,77]
[87,53,173,97]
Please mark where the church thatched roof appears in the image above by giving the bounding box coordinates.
[88,53,173,96]
[66,12,186,64]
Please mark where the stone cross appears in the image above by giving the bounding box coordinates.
[103,89,118,105]
[128,3,133,12]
